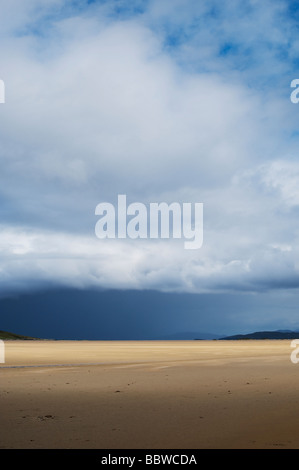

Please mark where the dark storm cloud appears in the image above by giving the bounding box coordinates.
[2,288,299,339]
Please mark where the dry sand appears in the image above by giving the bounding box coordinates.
[0,339,299,449]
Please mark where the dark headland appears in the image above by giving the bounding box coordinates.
[219,330,299,340]
[0,330,39,340]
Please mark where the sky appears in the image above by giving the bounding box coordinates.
[1,0,299,338]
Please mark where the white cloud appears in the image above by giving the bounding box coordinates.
[261,160,299,208]
[0,0,298,296]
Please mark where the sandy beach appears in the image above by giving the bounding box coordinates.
[0,339,298,449]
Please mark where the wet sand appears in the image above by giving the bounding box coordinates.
[0,339,298,449]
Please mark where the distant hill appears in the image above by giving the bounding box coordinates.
[0,330,39,340]
[161,331,222,340]
[220,330,299,340]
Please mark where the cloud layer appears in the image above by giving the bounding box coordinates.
[1,0,299,296]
